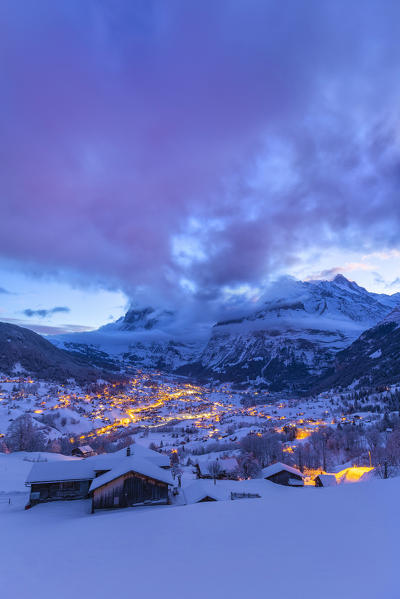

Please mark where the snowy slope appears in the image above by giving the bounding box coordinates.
[317,305,400,390]
[0,473,398,599]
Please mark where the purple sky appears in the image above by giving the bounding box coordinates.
[1,1,400,331]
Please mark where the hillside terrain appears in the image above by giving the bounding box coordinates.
[316,307,400,391]
[0,322,116,384]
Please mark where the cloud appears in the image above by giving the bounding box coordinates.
[388,277,400,288]
[306,262,374,281]
[0,317,92,335]
[22,306,70,318]
[363,250,400,261]
[373,271,386,286]
[367,273,400,290]
[1,1,400,308]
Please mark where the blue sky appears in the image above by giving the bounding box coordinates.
[0,263,127,334]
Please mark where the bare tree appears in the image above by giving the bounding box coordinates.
[207,460,222,485]
[240,432,282,467]
[5,415,46,452]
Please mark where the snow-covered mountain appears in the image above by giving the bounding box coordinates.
[53,306,206,371]
[179,275,398,390]
[316,305,400,391]
[52,275,400,391]
[100,307,176,333]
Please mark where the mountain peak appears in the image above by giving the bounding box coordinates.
[109,306,175,332]
[333,273,350,284]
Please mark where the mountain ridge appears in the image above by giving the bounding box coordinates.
[49,275,400,391]
[0,322,119,383]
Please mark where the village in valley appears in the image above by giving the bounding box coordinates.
[1,369,398,513]
[1,367,399,599]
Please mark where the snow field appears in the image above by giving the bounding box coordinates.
[0,470,398,599]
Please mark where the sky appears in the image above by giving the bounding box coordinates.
[1,0,400,334]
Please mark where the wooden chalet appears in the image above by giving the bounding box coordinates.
[26,446,172,508]
[262,462,305,487]
[314,473,338,487]
[71,445,97,458]
[89,458,172,510]
[26,460,95,505]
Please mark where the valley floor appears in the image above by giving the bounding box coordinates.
[0,475,398,599]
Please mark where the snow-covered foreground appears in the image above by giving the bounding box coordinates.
[0,476,398,599]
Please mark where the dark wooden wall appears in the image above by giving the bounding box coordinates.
[266,470,303,486]
[30,480,91,504]
[93,472,169,509]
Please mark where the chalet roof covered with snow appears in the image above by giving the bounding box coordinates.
[26,459,94,484]
[182,480,229,504]
[316,474,338,487]
[262,462,305,479]
[89,456,173,493]
[114,443,170,468]
[74,445,94,453]
[218,457,239,472]
[26,452,171,485]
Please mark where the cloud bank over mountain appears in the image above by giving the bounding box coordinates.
[1,0,400,308]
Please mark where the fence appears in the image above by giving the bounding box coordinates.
[230,492,261,500]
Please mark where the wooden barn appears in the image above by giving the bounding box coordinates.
[26,446,173,508]
[26,460,95,505]
[262,462,305,487]
[314,473,338,487]
[89,459,172,510]
[71,445,97,458]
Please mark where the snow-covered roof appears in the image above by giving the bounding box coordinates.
[219,457,239,473]
[26,451,172,486]
[115,444,170,468]
[182,480,228,504]
[89,456,173,493]
[316,474,338,487]
[74,445,94,453]
[262,462,304,479]
[26,459,94,484]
